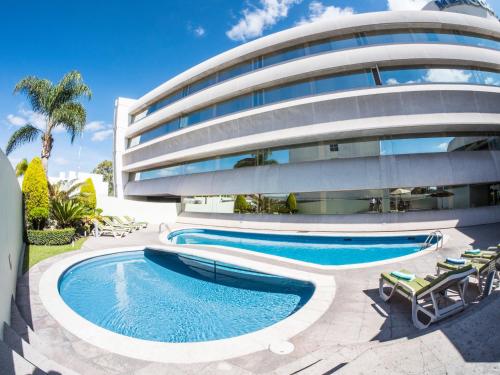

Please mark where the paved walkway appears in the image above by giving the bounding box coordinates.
[11,224,500,374]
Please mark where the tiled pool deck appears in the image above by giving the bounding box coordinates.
[12,223,500,374]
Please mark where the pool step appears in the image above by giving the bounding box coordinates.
[3,323,80,375]
[0,337,46,375]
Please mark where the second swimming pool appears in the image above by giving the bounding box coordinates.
[168,229,439,266]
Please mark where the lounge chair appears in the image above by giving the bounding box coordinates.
[102,216,134,233]
[110,216,141,231]
[461,248,499,260]
[92,220,128,238]
[124,215,148,229]
[379,265,474,329]
[437,254,500,293]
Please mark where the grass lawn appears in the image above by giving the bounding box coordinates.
[23,237,87,272]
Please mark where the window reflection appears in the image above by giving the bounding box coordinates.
[132,135,500,181]
[130,29,500,123]
[181,182,500,215]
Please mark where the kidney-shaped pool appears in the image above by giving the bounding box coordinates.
[168,229,441,266]
[58,250,314,343]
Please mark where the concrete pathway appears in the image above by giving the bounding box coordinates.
[10,224,500,374]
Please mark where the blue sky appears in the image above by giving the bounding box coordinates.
[0,0,499,176]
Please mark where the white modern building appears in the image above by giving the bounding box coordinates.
[113,1,500,223]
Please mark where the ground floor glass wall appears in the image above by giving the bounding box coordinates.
[181,182,500,215]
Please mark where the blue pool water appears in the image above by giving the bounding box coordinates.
[59,250,314,343]
[169,229,436,266]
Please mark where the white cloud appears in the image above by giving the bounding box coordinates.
[386,0,429,11]
[485,76,500,86]
[6,114,26,126]
[298,1,354,25]
[193,26,206,37]
[227,0,302,42]
[6,108,46,130]
[386,78,399,85]
[91,129,114,142]
[436,142,449,152]
[424,69,472,83]
[85,120,107,132]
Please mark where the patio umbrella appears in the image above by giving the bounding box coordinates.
[390,188,412,195]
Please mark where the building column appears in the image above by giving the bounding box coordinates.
[113,97,136,199]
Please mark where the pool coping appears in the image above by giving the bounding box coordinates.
[38,245,336,364]
[159,226,448,271]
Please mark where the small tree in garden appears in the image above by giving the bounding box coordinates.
[92,160,114,196]
[22,157,49,229]
[80,178,96,212]
[234,195,248,213]
[286,193,298,214]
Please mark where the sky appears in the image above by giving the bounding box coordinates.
[0,0,499,177]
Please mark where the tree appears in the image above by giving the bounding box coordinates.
[234,195,249,213]
[22,157,49,229]
[286,193,298,214]
[5,71,92,174]
[80,178,97,212]
[49,179,85,201]
[15,158,28,177]
[93,160,114,196]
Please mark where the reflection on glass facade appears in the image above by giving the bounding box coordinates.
[380,67,500,86]
[181,182,500,215]
[131,135,500,181]
[128,66,500,148]
[130,29,500,123]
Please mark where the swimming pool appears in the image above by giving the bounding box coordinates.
[58,250,314,343]
[168,229,439,266]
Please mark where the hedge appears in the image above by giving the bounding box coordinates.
[27,228,76,246]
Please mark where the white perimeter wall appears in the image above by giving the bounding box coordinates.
[97,196,181,225]
[0,150,24,338]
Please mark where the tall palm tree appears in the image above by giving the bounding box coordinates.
[5,71,92,174]
[15,158,28,177]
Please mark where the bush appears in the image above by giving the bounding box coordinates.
[234,195,249,213]
[27,228,76,245]
[22,157,50,229]
[286,193,298,214]
[80,178,96,211]
[51,200,88,228]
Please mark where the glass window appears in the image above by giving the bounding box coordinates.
[218,62,253,82]
[184,106,215,126]
[130,30,500,125]
[132,135,500,179]
[263,46,307,67]
[180,182,500,215]
[314,71,374,94]
[215,94,253,117]
[264,80,312,104]
[187,74,217,95]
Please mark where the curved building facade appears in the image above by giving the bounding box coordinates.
[114,2,500,221]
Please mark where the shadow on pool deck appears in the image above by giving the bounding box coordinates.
[363,286,500,363]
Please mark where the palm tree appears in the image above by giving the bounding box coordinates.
[15,158,28,177]
[5,71,92,174]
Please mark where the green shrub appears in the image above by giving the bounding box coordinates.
[22,157,49,229]
[27,228,76,245]
[51,200,88,228]
[234,195,249,213]
[80,178,96,211]
[286,193,298,214]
